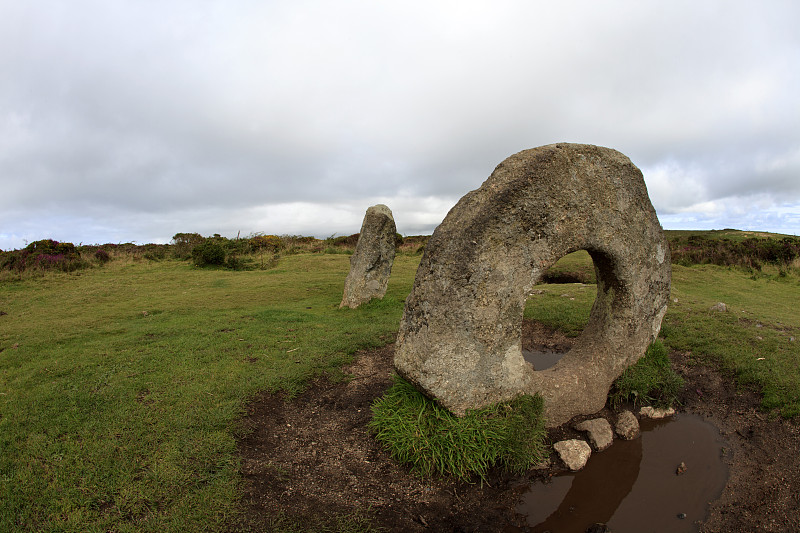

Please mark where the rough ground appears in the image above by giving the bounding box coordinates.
[230,320,800,532]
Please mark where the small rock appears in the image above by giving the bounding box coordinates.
[574,418,614,451]
[677,513,687,520]
[676,461,687,475]
[790,337,796,342]
[554,439,592,471]
[710,302,727,312]
[586,524,611,533]
[639,406,675,419]
[0,310,7,316]
[615,410,640,440]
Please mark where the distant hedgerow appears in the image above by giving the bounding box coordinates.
[669,235,800,270]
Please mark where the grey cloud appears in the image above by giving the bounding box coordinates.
[2,1,799,249]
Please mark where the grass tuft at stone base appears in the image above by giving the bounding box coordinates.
[610,340,685,409]
[369,376,546,480]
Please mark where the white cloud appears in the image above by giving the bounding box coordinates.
[1,1,799,249]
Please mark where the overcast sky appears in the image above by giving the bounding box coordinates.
[1,1,798,249]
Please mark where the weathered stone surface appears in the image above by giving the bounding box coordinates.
[339,205,397,309]
[393,143,671,426]
[615,410,640,440]
[574,418,614,451]
[554,439,592,471]
[639,406,676,419]
[711,302,728,312]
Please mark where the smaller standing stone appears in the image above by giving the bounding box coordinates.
[710,302,728,312]
[639,406,676,419]
[615,410,640,440]
[554,439,592,471]
[339,205,397,309]
[574,418,614,451]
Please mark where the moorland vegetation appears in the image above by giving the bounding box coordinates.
[0,228,798,531]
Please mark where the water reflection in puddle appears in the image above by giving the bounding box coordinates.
[515,414,729,532]
[522,349,564,371]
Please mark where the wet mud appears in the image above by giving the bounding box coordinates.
[231,319,800,532]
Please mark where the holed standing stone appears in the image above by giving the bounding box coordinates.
[339,204,397,309]
[394,143,671,426]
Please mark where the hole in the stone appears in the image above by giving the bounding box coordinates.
[539,249,596,285]
[513,414,729,532]
[523,251,598,369]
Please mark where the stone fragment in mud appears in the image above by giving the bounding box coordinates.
[639,406,676,419]
[554,439,591,471]
[574,418,614,451]
[615,410,640,440]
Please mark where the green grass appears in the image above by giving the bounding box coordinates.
[524,281,596,337]
[0,255,418,532]
[610,340,685,408]
[540,249,596,284]
[369,377,546,480]
[1,234,800,531]
[663,263,800,417]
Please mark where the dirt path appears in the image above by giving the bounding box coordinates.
[230,321,800,532]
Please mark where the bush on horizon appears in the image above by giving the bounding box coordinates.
[0,239,90,274]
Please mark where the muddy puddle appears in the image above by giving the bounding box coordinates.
[522,349,564,371]
[512,413,729,532]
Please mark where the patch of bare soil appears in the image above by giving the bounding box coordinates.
[230,321,800,532]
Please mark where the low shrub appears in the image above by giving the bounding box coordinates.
[329,233,360,248]
[0,239,89,274]
[249,234,283,253]
[370,376,546,480]
[171,232,205,259]
[94,248,111,263]
[141,244,168,261]
[192,241,226,267]
[610,340,685,408]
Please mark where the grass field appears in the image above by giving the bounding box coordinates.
[1,238,799,531]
